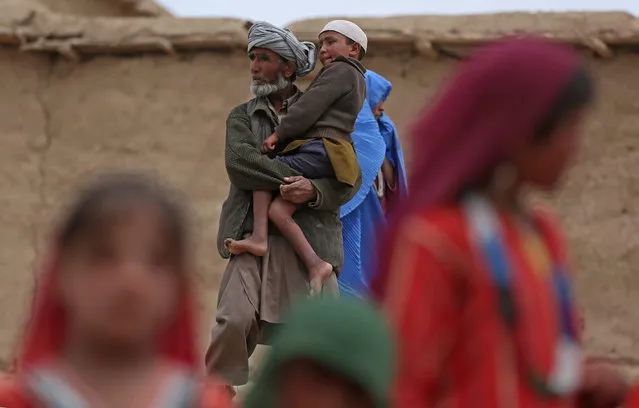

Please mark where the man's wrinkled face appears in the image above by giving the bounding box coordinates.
[248,47,295,97]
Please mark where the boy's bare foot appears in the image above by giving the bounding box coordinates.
[224,236,267,257]
[308,261,333,297]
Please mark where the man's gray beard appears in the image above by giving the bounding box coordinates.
[250,72,291,97]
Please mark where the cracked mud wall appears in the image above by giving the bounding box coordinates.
[0,49,638,371]
[554,54,639,368]
[32,0,128,16]
[0,49,50,368]
[14,0,168,17]
[0,49,253,363]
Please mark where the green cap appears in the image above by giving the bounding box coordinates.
[244,297,395,408]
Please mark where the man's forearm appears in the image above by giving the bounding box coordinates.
[225,111,300,191]
[226,150,300,191]
[227,165,281,191]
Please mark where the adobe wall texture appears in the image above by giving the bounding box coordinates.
[32,0,135,17]
[4,0,171,17]
[0,35,638,373]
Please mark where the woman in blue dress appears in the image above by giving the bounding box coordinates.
[338,70,408,298]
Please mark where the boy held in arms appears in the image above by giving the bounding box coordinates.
[225,21,368,295]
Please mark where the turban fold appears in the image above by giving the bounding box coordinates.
[247,21,317,77]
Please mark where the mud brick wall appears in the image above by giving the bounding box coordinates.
[0,8,638,373]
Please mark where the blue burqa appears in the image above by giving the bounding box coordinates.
[338,71,408,298]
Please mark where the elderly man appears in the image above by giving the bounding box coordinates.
[205,21,361,390]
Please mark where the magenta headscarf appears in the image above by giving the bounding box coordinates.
[372,36,582,298]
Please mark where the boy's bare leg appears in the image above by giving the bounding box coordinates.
[225,190,270,257]
[268,196,333,296]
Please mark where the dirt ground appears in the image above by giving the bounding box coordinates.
[0,8,638,377]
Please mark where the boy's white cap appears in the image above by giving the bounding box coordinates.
[319,20,368,52]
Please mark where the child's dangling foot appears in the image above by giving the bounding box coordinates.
[224,236,268,257]
[308,261,333,297]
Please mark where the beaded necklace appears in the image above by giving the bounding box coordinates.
[463,193,581,397]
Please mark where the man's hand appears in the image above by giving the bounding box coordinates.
[261,133,279,153]
[280,176,317,204]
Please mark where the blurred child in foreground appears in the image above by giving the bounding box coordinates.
[372,36,628,408]
[243,297,394,408]
[0,173,233,407]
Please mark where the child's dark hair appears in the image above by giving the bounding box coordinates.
[534,65,594,141]
[56,172,189,264]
